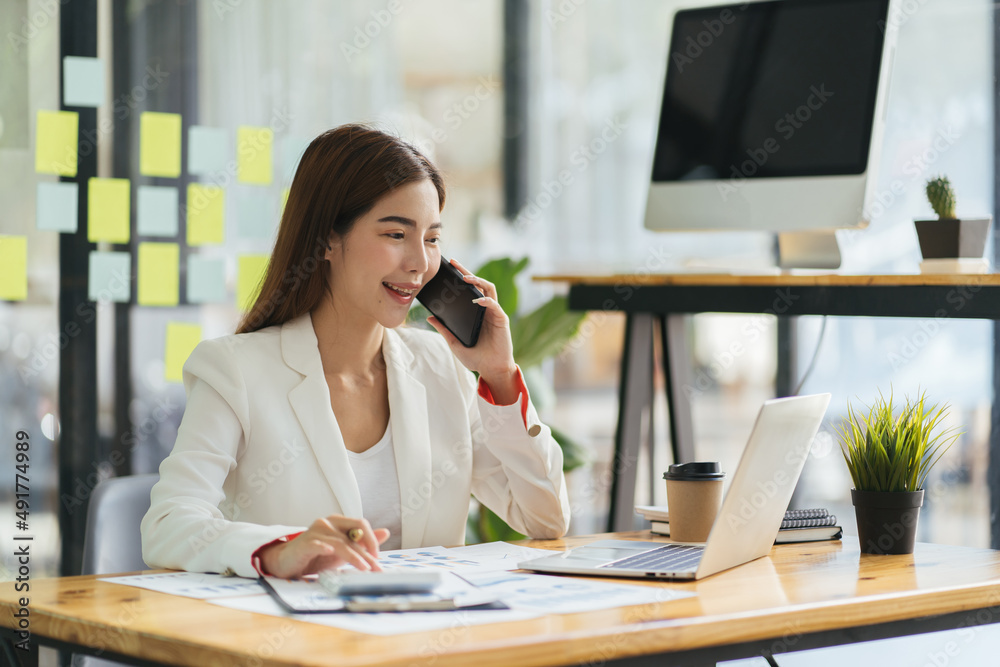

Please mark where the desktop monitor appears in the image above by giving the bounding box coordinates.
[643,0,896,268]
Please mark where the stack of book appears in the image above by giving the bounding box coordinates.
[635,506,842,544]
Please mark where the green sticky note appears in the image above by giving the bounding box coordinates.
[137,185,179,237]
[87,178,131,243]
[36,182,79,233]
[140,112,182,178]
[281,135,311,182]
[188,126,229,176]
[35,110,78,176]
[186,184,225,245]
[237,126,273,185]
[137,242,179,306]
[237,254,269,311]
[0,236,28,301]
[236,190,275,240]
[63,56,105,107]
[187,255,227,304]
[87,251,131,303]
[164,322,202,382]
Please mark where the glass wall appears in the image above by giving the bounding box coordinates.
[0,0,67,579]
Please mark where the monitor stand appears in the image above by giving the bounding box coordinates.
[777,231,842,270]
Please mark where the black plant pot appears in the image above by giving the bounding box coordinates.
[913,217,992,259]
[851,488,924,555]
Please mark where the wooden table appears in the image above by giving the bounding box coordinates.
[534,273,1000,532]
[4,534,1000,667]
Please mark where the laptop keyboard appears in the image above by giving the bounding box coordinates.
[599,544,704,572]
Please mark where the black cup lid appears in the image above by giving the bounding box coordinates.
[663,461,725,481]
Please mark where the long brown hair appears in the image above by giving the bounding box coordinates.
[236,124,446,334]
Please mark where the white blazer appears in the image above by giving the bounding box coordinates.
[141,312,571,577]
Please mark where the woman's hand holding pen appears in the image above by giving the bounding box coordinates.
[426,258,521,405]
[258,516,390,579]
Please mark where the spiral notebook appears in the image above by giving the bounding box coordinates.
[636,506,842,544]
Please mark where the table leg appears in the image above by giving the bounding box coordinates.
[777,315,806,510]
[775,316,797,398]
[991,321,1000,550]
[660,314,696,465]
[608,313,656,532]
[0,629,37,667]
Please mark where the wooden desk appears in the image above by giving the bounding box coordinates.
[535,273,1000,532]
[4,535,1000,667]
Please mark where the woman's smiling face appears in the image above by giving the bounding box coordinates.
[325,179,443,329]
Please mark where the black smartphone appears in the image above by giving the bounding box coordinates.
[417,257,486,347]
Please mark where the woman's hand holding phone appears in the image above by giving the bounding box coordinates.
[426,258,521,405]
[258,516,390,579]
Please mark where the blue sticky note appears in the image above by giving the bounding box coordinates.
[235,190,277,240]
[137,186,179,237]
[281,135,311,183]
[187,255,227,303]
[88,251,131,303]
[63,56,105,107]
[36,182,78,232]
[188,126,229,176]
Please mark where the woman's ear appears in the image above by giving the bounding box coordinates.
[325,233,346,258]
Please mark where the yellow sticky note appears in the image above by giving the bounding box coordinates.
[137,242,179,306]
[140,112,182,178]
[0,236,28,301]
[186,184,225,245]
[237,254,269,312]
[237,126,273,185]
[88,178,131,243]
[35,110,79,176]
[164,322,202,382]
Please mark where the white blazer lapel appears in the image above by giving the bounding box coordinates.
[382,329,433,549]
[281,313,364,519]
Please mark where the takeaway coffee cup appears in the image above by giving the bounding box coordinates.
[663,462,726,542]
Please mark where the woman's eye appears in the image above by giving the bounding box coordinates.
[426,237,441,245]
[386,232,405,240]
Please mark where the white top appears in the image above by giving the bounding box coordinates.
[346,424,403,551]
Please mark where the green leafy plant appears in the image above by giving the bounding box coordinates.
[926,176,957,220]
[409,256,588,541]
[837,389,961,493]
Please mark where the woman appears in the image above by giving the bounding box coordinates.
[140,124,571,579]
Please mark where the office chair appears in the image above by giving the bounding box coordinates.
[74,473,158,667]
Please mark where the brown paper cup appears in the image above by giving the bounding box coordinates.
[663,462,726,542]
[665,479,725,542]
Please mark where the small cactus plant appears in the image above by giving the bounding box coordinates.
[926,176,956,220]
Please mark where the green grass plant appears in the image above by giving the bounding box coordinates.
[838,389,961,493]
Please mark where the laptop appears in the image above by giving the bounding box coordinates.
[520,393,831,581]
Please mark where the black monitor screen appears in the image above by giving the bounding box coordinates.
[651,0,890,182]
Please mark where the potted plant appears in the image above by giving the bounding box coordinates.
[409,256,588,542]
[914,176,991,270]
[838,389,960,555]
